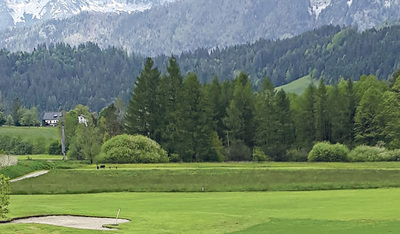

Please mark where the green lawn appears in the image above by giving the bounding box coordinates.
[1,189,400,233]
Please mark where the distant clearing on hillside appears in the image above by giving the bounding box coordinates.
[276,76,318,95]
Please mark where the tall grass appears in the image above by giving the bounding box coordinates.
[0,160,86,179]
[11,168,400,194]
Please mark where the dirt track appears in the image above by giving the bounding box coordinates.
[10,170,49,182]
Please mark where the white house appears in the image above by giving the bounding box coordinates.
[42,112,62,127]
[78,115,88,126]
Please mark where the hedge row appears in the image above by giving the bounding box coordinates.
[308,142,400,162]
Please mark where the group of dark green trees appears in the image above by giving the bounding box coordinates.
[124,57,400,162]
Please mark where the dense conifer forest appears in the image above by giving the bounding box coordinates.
[1,25,400,114]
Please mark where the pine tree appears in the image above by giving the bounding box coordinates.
[125,58,161,140]
[255,77,278,158]
[354,87,384,145]
[224,72,255,150]
[159,57,184,154]
[274,89,294,161]
[315,79,330,142]
[293,84,316,150]
[174,73,214,162]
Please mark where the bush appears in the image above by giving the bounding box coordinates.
[101,134,168,164]
[225,140,252,161]
[286,149,308,162]
[48,140,62,155]
[348,145,398,162]
[253,147,269,162]
[308,142,349,162]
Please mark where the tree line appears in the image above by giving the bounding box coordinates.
[122,58,400,162]
[1,25,400,115]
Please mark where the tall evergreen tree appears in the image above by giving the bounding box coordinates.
[354,87,384,145]
[174,73,214,162]
[293,84,316,150]
[159,57,184,154]
[255,77,278,158]
[125,58,161,140]
[206,76,227,141]
[274,89,294,161]
[12,98,21,126]
[224,72,255,150]
[314,79,330,142]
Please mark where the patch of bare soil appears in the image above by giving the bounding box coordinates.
[11,215,130,230]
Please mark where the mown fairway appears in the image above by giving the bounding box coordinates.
[1,189,400,233]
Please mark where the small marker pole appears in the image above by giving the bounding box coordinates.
[116,208,121,226]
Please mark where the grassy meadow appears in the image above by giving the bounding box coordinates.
[0,126,59,142]
[1,188,400,233]
[275,75,319,95]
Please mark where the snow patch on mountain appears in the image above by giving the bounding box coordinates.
[347,0,353,7]
[4,0,174,27]
[309,0,331,19]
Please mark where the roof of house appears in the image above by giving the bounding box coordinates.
[43,112,62,120]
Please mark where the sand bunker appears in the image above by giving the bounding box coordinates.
[11,215,130,230]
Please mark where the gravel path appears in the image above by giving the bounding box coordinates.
[11,215,130,230]
[10,170,49,182]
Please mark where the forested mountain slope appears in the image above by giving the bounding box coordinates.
[2,0,400,56]
[172,25,400,86]
[1,25,400,113]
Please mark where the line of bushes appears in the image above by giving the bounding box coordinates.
[307,142,400,162]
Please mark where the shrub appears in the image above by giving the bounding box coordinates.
[286,149,308,162]
[253,147,269,162]
[101,134,168,164]
[348,145,396,162]
[48,140,62,155]
[169,153,181,162]
[308,142,349,162]
[225,140,252,161]
[32,137,46,154]
[387,149,400,161]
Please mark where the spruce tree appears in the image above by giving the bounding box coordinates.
[125,58,161,139]
[224,72,255,152]
[174,73,214,162]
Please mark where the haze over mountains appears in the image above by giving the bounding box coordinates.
[1,0,400,56]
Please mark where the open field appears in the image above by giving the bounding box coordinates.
[10,163,400,194]
[0,126,59,142]
[1,189,400,233]
[16,154,63,161]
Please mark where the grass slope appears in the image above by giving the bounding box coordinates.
[2,189,400,233]
[0,126,59,142]
[276,76,318,95]
[11,165,400,194]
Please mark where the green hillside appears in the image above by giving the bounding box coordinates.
[276,76,318,95]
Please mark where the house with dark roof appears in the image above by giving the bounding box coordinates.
[42,112,62,127]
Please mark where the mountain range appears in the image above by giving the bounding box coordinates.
[0,0,176,31]
[1,0,400,56]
